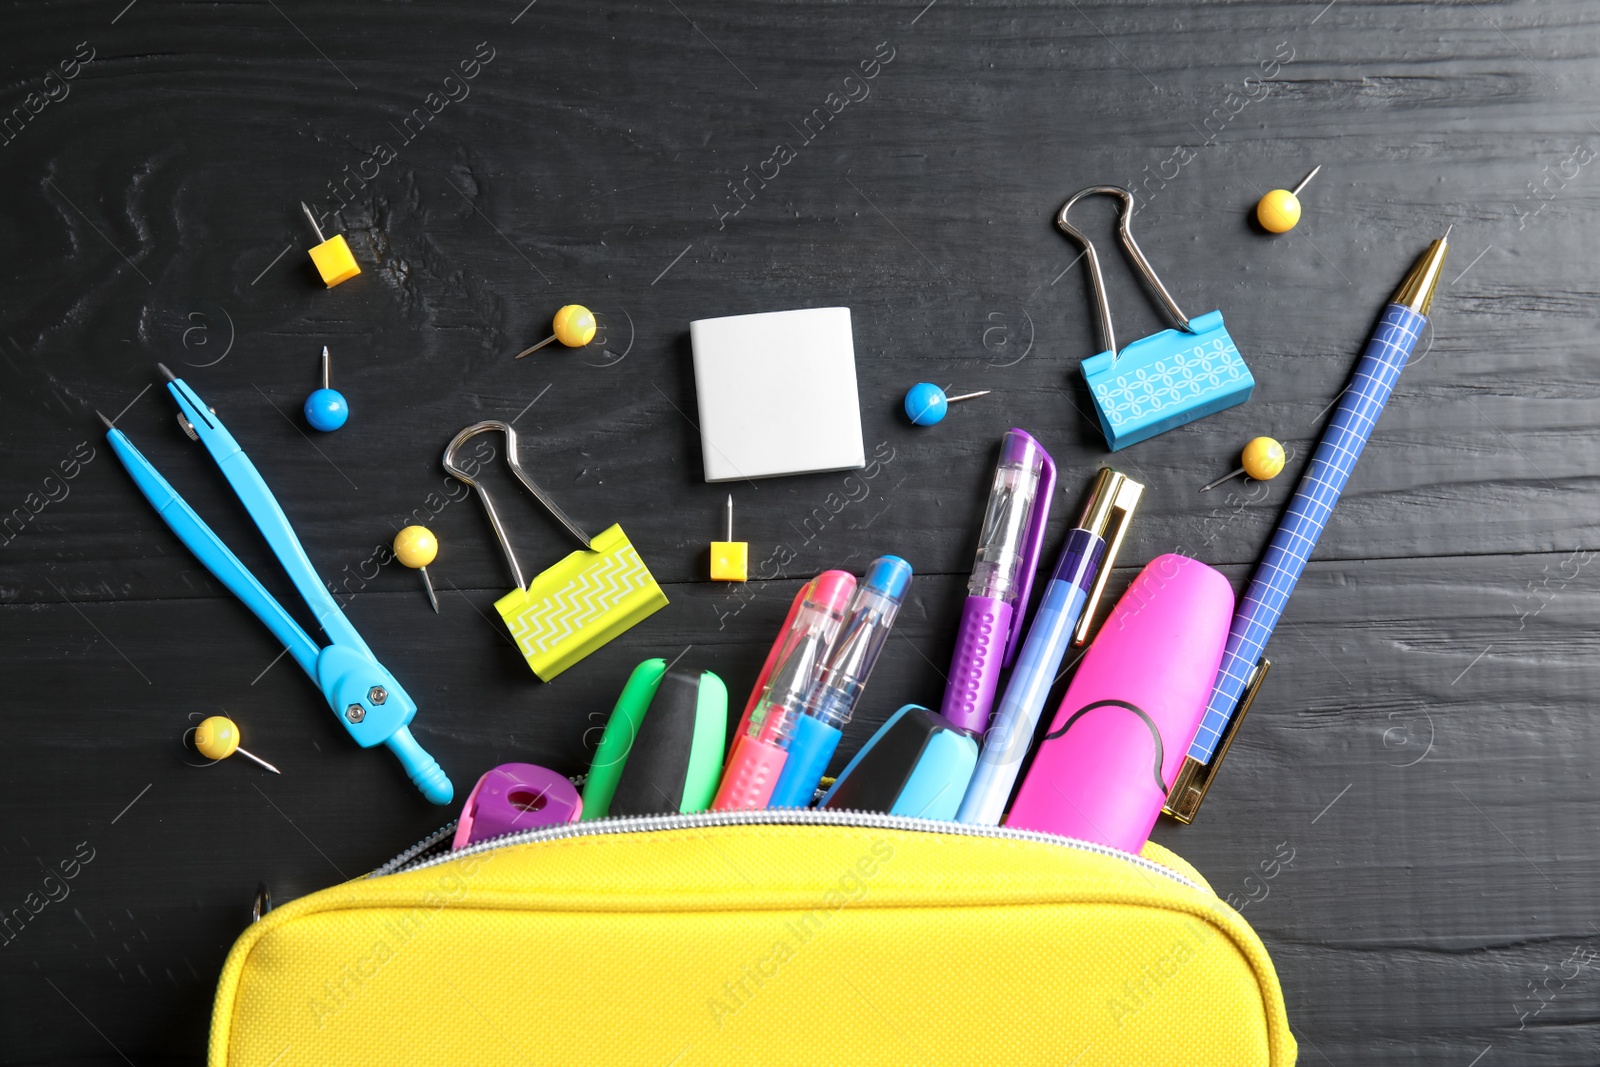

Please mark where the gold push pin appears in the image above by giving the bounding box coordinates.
[194,715,281,774]
[393,525,441,613]
[301,202,361,287]
[709,494,748,582]
[1256,166,1321,234]
[514,305,597,359]
[1200,436,1287,493]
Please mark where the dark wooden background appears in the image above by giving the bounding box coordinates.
[3,0,1597,1063]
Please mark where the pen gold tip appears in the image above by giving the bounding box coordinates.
[1391,236,1451,317]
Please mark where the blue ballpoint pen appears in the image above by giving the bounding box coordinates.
[99,365,453,805]
[767,556,913,808]
[1164,231,1451,824]
[955,469,1143,825]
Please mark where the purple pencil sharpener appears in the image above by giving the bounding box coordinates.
[451,763,583,850]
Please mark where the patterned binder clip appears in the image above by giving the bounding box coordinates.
[1057,186,1254,451]
[443,420,668,681]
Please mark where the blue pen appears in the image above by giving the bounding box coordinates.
[767,556,913,808]
[955,469,1143,825]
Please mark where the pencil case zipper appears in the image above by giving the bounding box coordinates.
[367,807,1202,891]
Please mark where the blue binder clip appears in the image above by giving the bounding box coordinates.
[1057,186,1254,451]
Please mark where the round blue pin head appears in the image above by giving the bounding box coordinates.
[903,382,949,426]
[304,346,348,431]
[304,388,349,431]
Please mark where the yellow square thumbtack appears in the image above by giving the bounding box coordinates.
[300,201,361,287]
[709,494,748,582]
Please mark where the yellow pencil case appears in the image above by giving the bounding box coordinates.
[208,811,1296,1066]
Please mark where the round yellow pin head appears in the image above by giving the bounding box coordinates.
[551,305,597,347]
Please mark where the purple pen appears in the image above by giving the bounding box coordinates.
[939,429,1056,735]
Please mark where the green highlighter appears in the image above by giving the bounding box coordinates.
[582,659,727,819]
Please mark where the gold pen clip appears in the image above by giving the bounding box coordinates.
[1069,467,1145,647]
[1163,656,1271,824]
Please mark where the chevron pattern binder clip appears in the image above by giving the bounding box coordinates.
[444,420,668,681]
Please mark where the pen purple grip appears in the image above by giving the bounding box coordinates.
[940,597,1012,734]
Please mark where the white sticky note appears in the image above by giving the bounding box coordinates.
[689,307,865,482]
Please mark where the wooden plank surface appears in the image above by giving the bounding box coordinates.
[2,1,1597,1063]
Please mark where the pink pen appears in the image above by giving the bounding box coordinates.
[939,429,1056,735]
[1005,554,1234,852]
[726,580,812,763]
[713,570,856,810]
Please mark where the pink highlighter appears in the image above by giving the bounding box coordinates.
[1005,554,1234,853]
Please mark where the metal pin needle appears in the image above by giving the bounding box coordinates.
[300,201,326,243]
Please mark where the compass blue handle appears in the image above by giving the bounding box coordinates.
[166,378,371,659]
[104,427,321,679]
[1189,303,1426,764]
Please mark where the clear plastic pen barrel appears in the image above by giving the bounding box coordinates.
[751,599,847,748]
[805,584,903,731]
[968,453,1044,604]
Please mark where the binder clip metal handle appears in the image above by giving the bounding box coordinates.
[1055,185,1194,359]
[443,420,595,590]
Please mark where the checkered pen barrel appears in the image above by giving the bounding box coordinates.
[1185,232,1450,776]
[1188,302,1424,762]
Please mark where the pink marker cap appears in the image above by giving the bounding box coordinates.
[1005,554,1235,852]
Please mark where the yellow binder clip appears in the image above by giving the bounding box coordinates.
[443,421,668,681]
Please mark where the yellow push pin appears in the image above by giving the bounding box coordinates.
[300,202,361,287]
[514,305,597,359]
[709,494,748,582]
[1200,436,1287,493]
[1256,165,1321,234]
[393,525,440,614]
[194,715,281,774]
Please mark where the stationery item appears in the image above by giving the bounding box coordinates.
[956,468,1144,825]
[300,201,361,287]
[728,582,810,751]
[1168,232,1451,824]
[724,571,858,755]
[689,307,865,481]
[713,570,856,810]
[767,555,913,807]
[102,368,451,803]
[818,704,978,820]
[193,715,280,774]
[302,346,349,431]
[216,818,1297,1067]
[709,494,747,581]
[1255,165,1321,234]
[902,382,992,426]
[1057,186,1254,451]
[443,420,667,681]
[1199,436,1286,493]
[515,304,597,359]
[939,429,1057,734]
[452,764,581,849]
[582,659,727,819]
[392,525,440,613]
[1005,555,1233,851]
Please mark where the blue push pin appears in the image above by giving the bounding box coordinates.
[903,382,990,427]
[303,346,349,432]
